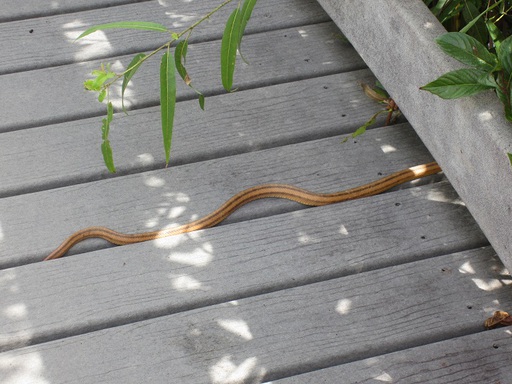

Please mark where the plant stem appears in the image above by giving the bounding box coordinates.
[104,0,235,88]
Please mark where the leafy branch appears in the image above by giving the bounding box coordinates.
[78,0,258,172]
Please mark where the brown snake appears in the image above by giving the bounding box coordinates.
[45,162,441,261]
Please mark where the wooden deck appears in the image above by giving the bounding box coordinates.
[1,1,512,382]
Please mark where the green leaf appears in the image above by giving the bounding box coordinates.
[101,102,114,140]
[460,0,502,34]
[436,32,497,72]
[437,1,461,24]
[420,68,497,99]
[98,89,107,102]
[122,53,145,112]
[198,94,205,110]
[221,7,242,92]
[76,21,169,40]
[498,35,512,77]
[461,2,487,45]
[237,0,257,62]
[160,50,176,165]
[101,140,116,173]
[486,19,503,51]
[508,153,512,167]
[101,102,115,173]
[174,40,189,84]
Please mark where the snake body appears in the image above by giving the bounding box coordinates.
[45,162,441,261]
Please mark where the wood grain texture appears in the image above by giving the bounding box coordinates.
[0,124,438,268]
[0,180,487,352]
[0,0,330,74]
[271,327,512,383]
[0,22,364,132]
[0,0,150,22]
[0,248,509,383]
[0,70,381,198]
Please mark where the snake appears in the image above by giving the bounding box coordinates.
[44,162,441,261]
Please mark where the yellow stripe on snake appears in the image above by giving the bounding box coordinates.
[45,162,441,261]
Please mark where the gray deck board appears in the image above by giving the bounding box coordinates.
[271,328,512,383]
[0,70,381,198]
[1,1,510,383]
[0,180,487,352]
[0,0,329,74]
[0,22,364,132]
[0,124,438,268]
[1,247,510,383]
[0,0,151,22]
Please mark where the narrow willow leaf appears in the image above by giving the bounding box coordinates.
[101,102,115,172]
[420,68,497,99]
[508,153,512,167]
[174,40,189,84]
[198,94,205,110]
[221,7,242,92]
[160,50,176,165]
[237,0,257,62]
[498,35,512,77]
[429,0,448,17]
[122,53,145,112]
[437,1,461,24]
[101,140,116,173]
[76,21,168,40]
[101,102,114,140]
[436,32,497,72]
[459,0,501,34]
[461,2,487,45]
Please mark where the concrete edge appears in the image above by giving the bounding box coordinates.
[316,0,512,271]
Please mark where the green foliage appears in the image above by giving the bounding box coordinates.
[421,32,512,120]
[77,0,258,172]
[344,82,401,142]
[424,1,512,166]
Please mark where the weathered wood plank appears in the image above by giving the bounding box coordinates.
[271,327,512,383]
[0,0,329,74]
[0,22,364,132]
[0,247,508,383]
[0,124,439,268]
[0,0,150,22]
[0,180,487,352]
[0,70,384,198]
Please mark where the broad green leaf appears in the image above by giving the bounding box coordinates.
[420,68,497,99]
[76,21,168,40]
[237,0,257,62]
[436,32,497,72]
[498,35,512,78]
[174,40,189,84]
[221,7,242,92]
[122,53,145,112]
[160,50,176,165]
